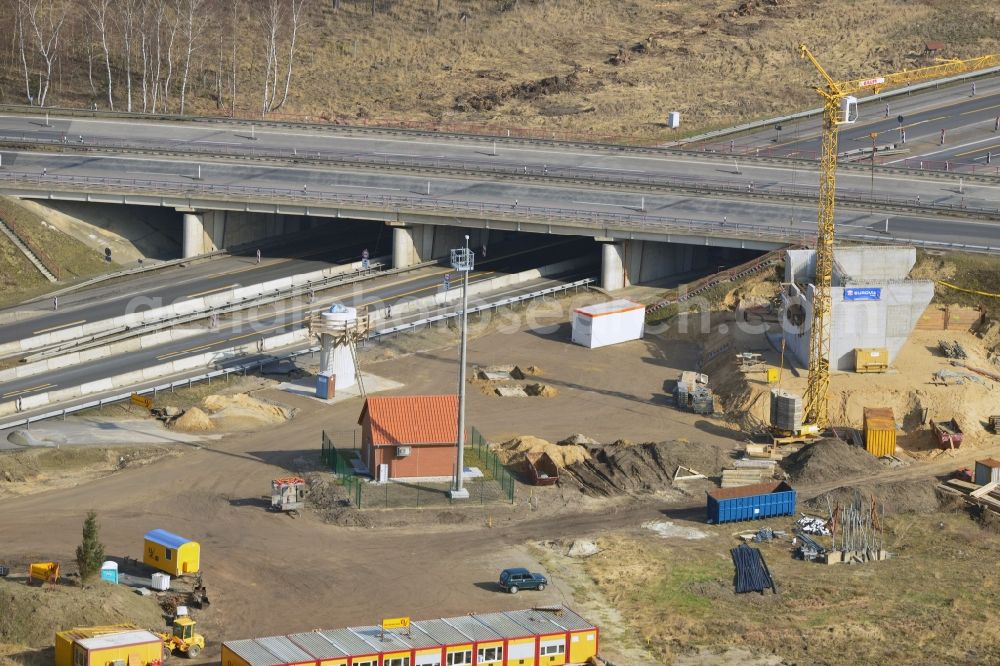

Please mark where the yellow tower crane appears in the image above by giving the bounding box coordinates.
[797,45,1000,430]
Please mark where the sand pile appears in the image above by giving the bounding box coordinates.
[781,438,884,485]
[201,393,292,430]
[525,383,558,397]
[172,407,214,431]
[491,435,590,468]
[564,440,726,497]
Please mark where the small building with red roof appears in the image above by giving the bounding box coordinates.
[359,394,459,480]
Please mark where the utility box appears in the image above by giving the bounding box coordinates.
[975,458,1000,486]
[572,299,645,349]
[707,481,796,524]
[855,347,888,373]
[151,572,171,591]
[863,407,897,457]
[316,372,336,400]
[667,111,681,129]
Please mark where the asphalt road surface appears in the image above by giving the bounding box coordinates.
[0,223,386,347]
[695,73,1000,167]
[0,238,595,408]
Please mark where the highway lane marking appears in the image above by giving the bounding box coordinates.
[155,341,219,360]
[960,103,1000,115]
[572,200,634,208]
[344,184,401,191]
[575,165,646,173]
[2,382,55,398]
[885,134,1000,163]
[361,271,497,307]
[955,142,1000,157]
[32,319,86,334]
[186,283,239,299]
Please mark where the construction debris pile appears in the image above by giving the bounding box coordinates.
[938,339,968,359]
[730,544,777,594]
[490,435,591,468]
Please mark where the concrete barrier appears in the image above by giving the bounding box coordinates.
[0,328,311,419]
[0,328,202,383]
[0,260,369,359]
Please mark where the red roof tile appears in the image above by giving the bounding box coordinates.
[359,395,459,446]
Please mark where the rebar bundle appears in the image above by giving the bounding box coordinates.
[833,491,885,553]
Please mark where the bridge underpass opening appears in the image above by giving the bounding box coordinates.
[596,238,764,291]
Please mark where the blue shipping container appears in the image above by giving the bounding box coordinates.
[707,481,796,524]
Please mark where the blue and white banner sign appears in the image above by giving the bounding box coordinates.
[843,287,881,301]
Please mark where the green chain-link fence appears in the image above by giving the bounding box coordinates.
[320,428,515,509]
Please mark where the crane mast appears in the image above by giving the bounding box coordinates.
[798,45,1000,431]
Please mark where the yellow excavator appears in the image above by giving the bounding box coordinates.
[156,617,205,659]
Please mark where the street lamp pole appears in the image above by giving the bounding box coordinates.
[449,235,473,500]
[869,130,878,211]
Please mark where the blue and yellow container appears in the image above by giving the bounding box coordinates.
[143,529,200,576]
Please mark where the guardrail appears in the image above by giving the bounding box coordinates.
[0,277,594,431]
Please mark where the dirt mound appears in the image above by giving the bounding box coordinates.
[564,440,725,497]
[491,435,590,468]
[454,73,578,112]
[0,576,163,648]
[804,480,941,516]
[171,406,214,432]
[201,393,292,430]
[305,474,373,528]
[781,438,884,485]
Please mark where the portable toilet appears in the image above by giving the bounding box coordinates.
[99,561,118,584]
[143,529,200,576]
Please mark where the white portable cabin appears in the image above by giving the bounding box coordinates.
[571,299,646,349]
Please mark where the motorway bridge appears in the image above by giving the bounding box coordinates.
[1,74,1000,290]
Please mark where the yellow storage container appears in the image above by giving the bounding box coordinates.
[55,627,161,666]
[855,347,889,373]
[863,407,897,457]
[766,368,780,383]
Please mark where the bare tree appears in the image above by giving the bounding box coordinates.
[22,0,68,107]
[15,1,33,104]
[257,0,281,117]
[161,0,181,112]
[273,0,307,111]
[147,0,167,112]
[331,0,339,11]
[87,0,114,109]
[178,0,204,114]
[114,0,139,112]
[229,0,241,116]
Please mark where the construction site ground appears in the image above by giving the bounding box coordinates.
[4,297,1000,664]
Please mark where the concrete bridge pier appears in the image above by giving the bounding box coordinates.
[391,222,489,269]
[600,240,627,291]
[181,210,206,258]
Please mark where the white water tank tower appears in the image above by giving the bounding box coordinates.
[317,304,359,390]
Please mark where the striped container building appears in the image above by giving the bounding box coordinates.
[221,607,598,666]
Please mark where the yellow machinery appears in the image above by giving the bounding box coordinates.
[157,617,205,659]
[797,45,1000,432]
